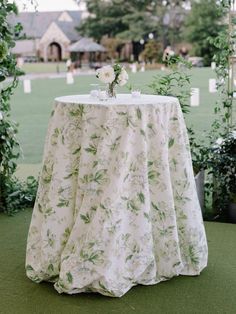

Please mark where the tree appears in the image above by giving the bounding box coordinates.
[78,0,189,45]
[184,0,224,65]
[78,0,157,41]
[140,40,163,63]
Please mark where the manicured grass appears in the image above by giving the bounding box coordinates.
[0,209,235,314]
[21,62,67,74]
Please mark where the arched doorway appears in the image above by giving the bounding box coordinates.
[47,42,62,61]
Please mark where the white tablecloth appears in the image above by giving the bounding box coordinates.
[26,94,208,297]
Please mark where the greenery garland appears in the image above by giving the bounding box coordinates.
[207,0,236,219]
[0,0,37,214]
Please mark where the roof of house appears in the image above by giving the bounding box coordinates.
[11,39,36,55]
[8,11,82,40]
[56,21,80,42]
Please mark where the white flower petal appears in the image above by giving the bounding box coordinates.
[118,79,127,86]
[231,130,236,138]
[216,138,223,145]
[119,69,129,81]
[97,65,115,84]
[118,68,128,86]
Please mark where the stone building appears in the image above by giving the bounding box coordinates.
[10,10,85,61]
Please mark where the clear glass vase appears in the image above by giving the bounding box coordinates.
[107,82,117,98]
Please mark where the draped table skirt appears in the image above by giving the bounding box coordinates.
[26,94,208,297]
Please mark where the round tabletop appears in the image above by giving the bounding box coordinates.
[55,94,178,106]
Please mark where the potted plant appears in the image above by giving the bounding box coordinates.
[208,131,236,222]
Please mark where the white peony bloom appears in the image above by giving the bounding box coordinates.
[0,111,3,120]
[216,137,223,145]
[96,65,115,84]
[118,68,129,86]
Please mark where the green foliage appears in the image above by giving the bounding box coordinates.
[0,0,26,213]
[208,0,234,136]
[78,0,187,44]
[140,40,163,63]
[208,132,236,215]
[149,56,192,114]
[152,1,235,221]
[4,176,38,216]
[205,0,235,220]
[149,56,209,173]
[0,40,8,62]
[78,0,131,41]
[185,0,224,66]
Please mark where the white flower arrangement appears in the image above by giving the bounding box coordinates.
[96,64,129,97]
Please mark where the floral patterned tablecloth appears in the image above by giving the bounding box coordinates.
[26,94,208,297]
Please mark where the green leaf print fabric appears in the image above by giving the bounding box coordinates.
[26,95,208,297]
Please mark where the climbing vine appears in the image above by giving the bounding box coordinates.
[0,1,22,213]
[207,0,236,219]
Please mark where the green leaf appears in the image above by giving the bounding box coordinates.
[125,254,133,262]
[128,200,140,212]
[144,212,150,220]
[90,133,100,140]
[151,202,159,211]
[66,272,73,284]
[80,213,91,223]
[138,192,145,204]
[140,129,146,136]
[168,138,175,148]
[48,264,54,272]
[63,227,71,237]
[173,261,181,267]
[85,144,97,155]
[136,108,142,119]
[63,172,73,179]
[57,199,69,207]
[148,170,159,181]
[72,147,81,155]
[99,281,107,290]
[93,161,98,168]
[26,265,34,272]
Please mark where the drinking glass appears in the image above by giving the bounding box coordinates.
[90,84,100,98]
[131,84,142,98]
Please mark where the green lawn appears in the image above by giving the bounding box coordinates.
[21,62,67,74]
[10,67,234,179]
[1,209,236,314]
